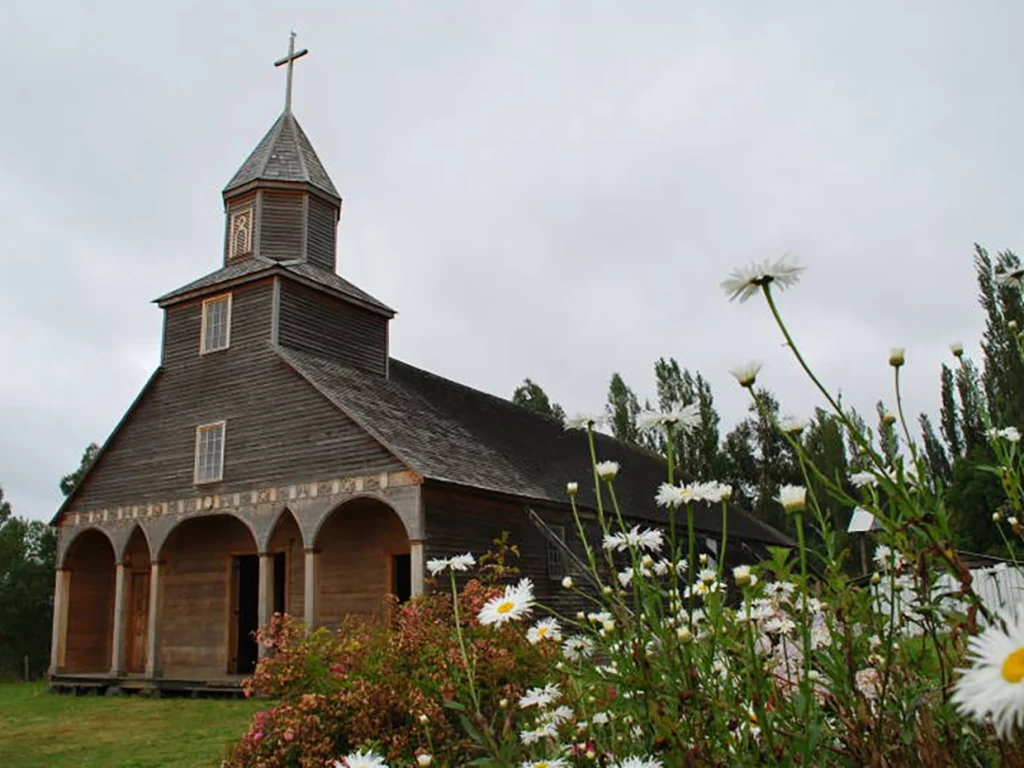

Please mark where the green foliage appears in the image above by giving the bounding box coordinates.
[604,372,641,446]
[0,487,56,680]
[60,442,100,497]
[652,358,722,479]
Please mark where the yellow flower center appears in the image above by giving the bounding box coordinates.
[537,627,549,638]
[1002,647,1024,683]
[497,600,515,615]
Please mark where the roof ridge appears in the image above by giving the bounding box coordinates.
[256,112,288,178]
[287,113,311,181]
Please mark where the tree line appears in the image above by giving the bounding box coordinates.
[514,246,1023,558]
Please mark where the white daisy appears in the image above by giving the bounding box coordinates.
[721,255,806,303]
[733,564,757,588]
[541,705,574,725]
[611,757,665,768]
[637,402,701,434]
[562,635,595,661]
[730,360,763,389]
[519,722,558,745]
[565,413,604,430]
[566,481,578,496]
[520,760,569,768]
[655,482,685,508]
[338,750,388,768]
[849,471,878,488]
[595,460,620,480]
[776,484,807,513]
[425,553,475,576]
[416,756,433,768]
[425,558,449,576]
[952,612,1024,738]
[996,267,1024,288]
[989,426,1022,443]
[778,415,807,435]
[519,682,561,709]
[478,578,535,626]
[527,618,562,644]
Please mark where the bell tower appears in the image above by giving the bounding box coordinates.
[221,33,342,273]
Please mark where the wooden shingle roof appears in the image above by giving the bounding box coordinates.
[277,346,793,547]
[224,111,339,201]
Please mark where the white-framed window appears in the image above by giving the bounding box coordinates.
[194,421,226,484]
[200,294,232,354]
[546,524,567,579]
[229,207,253,259]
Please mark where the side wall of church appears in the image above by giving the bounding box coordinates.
[67,278,404,511]
[422,487,586,617]
[277,280,388,376]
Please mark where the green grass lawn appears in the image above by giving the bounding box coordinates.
[0,682,264,767]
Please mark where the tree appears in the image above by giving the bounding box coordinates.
[60,442,100,497]
[605,373,642,446]
[0,486,57,679]
[651,358,722,479]
[511,379,566,423]
[976,246,1024,430]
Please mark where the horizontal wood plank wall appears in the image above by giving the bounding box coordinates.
[70,279,403,510]
[160,516,256,675]
[268,512,304,616]
[223,192,257,263]
[260,190,305,261]
[423,487,583,616]
[64,531,115,672]
[306,196,337,272]
[277,280,389,376]
[317,498,409,627]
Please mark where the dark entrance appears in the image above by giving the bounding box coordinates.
[392,553,412,603]
[234,555,259,674]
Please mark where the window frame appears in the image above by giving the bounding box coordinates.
[228,206,254,260]
[546,524,568,580]
[193,421,227,485]
[199,293,232,355]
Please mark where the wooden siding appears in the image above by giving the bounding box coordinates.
[69,279,403,511]
[317,498,409,627]
[259,189,305,261]
[278,280,389,376]
[423,487,583,615]
[306,196,338,272]
[64,530,115,673]
[160,515,256,675]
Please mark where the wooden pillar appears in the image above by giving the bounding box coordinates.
[409,540,425,598]
[257,553,275,658]
[303,549,320,634]
[144,562,163,677]
[49,569,71,675]
[109,562,127,675]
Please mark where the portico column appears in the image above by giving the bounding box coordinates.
[144,561,163,677]
[109,562,127,675]
[303,548,320,634]
[409,540,425,598]
[49,568,71,675]
[258,553,275,658]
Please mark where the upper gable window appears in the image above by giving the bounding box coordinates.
[200,294,232,354]
[194,421,226,484]
[229,207,253,259]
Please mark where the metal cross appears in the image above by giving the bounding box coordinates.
[274,31,308,114]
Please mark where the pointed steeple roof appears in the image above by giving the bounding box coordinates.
[224,111,339,201]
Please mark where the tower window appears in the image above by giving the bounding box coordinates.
[229,208,253,259]
[200,294,232,354]
[194,422,226,484]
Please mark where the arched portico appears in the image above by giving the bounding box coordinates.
[60,529,116,674]
[157,513,259,678]
[312,496,412,628]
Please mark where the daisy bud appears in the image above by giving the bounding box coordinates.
[730,360,763,389]
[566,481,578,496]
[641,555,654,569]
[776,484,807,514]
[950,341,964,358]
[499,698,508,709]
[603,619,616,632]
[993,512,1002,522]
[586,750,597,760]
[871,573,881,585]
[576,611,586,620]
[602,585,613,596]
[699,553,709,565]
[677,626,693,643]
[733,564,755,587]
[418,713,429,725]
[1011,516,1020,528]
[596,461,620,481]
[562,576,574,589]
[882,412,897,426]
[417,756,433,767]
[889,347,905,367]
[1010,320,1019,331]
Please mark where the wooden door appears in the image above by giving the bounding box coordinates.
[126,571,149,673]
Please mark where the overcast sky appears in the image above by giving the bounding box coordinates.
[1,1,1021,522]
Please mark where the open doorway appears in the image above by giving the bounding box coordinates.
[392,553,411,603]
[232,553,286,674]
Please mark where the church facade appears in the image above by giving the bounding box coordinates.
[49,47,790,692]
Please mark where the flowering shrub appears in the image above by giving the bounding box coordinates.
[235,257,1024,766]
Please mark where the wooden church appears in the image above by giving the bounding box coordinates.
[49,39,790,693]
